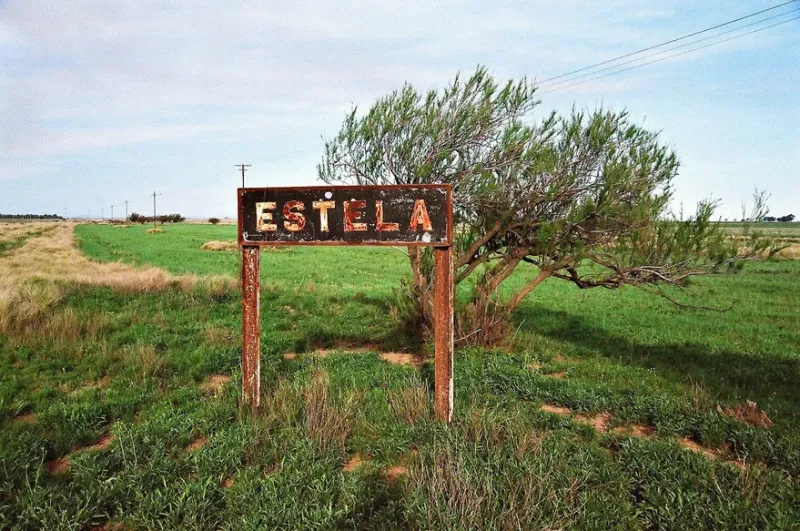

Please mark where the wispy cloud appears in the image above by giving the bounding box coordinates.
[0,0,797,215]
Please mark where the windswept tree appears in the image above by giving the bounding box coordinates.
[319,67,770,346]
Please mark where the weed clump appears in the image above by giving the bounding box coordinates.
[304,369,360,454]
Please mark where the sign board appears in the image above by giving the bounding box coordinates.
[238,185,452,246]
[238,184,454,423]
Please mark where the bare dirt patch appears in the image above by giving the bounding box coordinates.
[385,465,407,481]
[545,371,566,379]
[343,453,364,472]
[678,437,748,469]
[717,400,773,429]
[612,424,655,439]
[46,457,69,474]
[221,477,235,488]
[199,374,231,395]
[540,404,572,416]
[575,411,612,432]
[282,347,426,367]
[184,436,207,452]
[81,434,114,452]
[12,412,36,423]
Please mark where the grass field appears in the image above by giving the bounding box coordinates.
[717,221,800,240]
[1,222,798,529]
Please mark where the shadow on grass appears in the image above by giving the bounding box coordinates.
[515,305,800,409]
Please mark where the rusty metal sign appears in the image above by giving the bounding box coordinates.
[238,185,452,246]
[238,184,454,423]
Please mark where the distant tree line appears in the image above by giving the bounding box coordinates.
[763,214,795,222]
[128,213,186,224]
[0,214,64,220]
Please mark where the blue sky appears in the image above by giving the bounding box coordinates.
[1,0,798,219]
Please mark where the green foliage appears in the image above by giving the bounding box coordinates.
[129,212,186,224]
[319,66,775,345]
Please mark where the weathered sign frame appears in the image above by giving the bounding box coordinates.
[238,184,455,422]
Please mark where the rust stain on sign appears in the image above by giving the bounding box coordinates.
[238,185,452,246]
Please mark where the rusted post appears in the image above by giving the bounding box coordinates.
[434,245,454,423]
[241,245,261,407]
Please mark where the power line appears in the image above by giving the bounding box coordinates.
[537,15,800,96]
[538,0,798,84]
[539,6,800,90]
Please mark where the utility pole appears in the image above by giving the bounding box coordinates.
[110,205,114,220]
[236,164,251,188]
[125,200,129,221]
[101,207,104,220]
[152,191,159,230]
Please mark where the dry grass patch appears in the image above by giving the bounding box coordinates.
[200,240,239,252]
[70,376,111,396]
[775,244,800,260]
[717,400,773,429]
[387,382,431,425]
[0,223,236,335]
[379,352,426,367]
[305,369,361,453]
[204,325,233,346]
[199,374,231,396]
[612,424,655,439]
[118,344,170,381]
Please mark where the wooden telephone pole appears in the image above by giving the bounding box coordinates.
[236,164,251,187]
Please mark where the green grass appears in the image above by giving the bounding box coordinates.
[0,223,798,529]
[717,221,800,239]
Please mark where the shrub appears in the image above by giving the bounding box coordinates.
[208,217,221,225]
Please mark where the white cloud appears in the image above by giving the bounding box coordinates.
[0,0,797,215]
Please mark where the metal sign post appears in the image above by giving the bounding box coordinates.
[238,184,455,421]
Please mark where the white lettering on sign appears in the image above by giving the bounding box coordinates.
[254,199,433,234]
[255,202,277,232]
